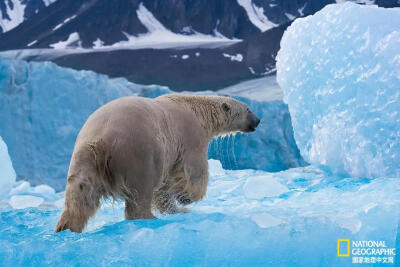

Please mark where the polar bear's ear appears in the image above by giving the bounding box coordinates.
[222,102,231,112]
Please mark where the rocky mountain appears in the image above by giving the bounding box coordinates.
[0,0,399,90]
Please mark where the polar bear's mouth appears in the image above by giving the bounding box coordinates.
[243,126,256,132]
[245,117,260,132]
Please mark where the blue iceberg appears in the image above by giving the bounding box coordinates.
[277,2,400,178]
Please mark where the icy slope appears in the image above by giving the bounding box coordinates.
[0,157,399,266]
[277,2,400,178]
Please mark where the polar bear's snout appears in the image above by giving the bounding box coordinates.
[246,112,260,132]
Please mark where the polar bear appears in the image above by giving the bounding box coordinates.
[55,94,260,232]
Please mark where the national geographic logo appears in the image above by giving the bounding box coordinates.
[338,239,350,257]
[337,239,396,264]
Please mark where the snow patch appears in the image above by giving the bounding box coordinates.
[285,13,296,21]
[298,3,307,16]
[52,15,77,31]
[27,40,38,47]
[93,38,105,49]
[0,0,26,32]
[50,32,81,49]
[223,53,243,62]
[336,0,376,4]
[237,0,278,32]
[105,3,240,49]
[43,0,57,6]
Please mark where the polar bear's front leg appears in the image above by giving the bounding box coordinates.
[182,154,209,203]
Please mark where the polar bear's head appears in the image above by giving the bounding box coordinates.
[220,98,260,134]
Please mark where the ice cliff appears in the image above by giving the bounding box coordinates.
[277,2,400,178]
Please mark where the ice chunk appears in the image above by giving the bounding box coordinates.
[251,213,286,228]
[243,174,289,199]
[208,159,225,176]
[277,3,400,178]
[9,195,44,209]
[0,136,16,199]
[33,184,56,196]
[8,181,58,201]
[9,181,31,195]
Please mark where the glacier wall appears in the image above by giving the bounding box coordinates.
[277,2,400,178]
[208,97,306,172]
[0,58,141,190]
[0,57,304,191]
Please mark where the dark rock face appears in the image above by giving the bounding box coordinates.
[1,0,399,91]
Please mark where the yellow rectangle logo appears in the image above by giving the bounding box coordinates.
[337,239,350,257]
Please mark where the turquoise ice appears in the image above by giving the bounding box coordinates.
[277,2,400,178]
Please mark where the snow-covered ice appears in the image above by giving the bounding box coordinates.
[277,2,400,178]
